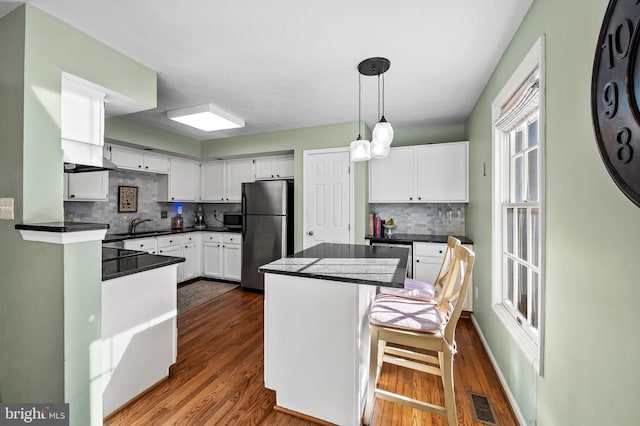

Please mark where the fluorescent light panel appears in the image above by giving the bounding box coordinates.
[167,103,245,132]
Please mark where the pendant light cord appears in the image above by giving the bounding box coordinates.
[377,73,381,120]
[358,73,362,137]
[381,71,386,117]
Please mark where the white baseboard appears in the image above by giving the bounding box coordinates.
[470,315,527,426]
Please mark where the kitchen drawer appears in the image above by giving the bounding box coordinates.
[123,237,157,254]
[202,233,223,243]
[413,242,446,258]
[223,233,240,244]
[157,235,182,248]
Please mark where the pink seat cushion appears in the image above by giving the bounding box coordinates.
[369,295,442,333]
[379,277,436,302]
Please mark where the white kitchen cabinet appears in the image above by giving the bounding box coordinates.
[64,171,109,201]
[221,233,242,281]
[61,77,104,147]
[416,142,468,202]
[200,159,254,203]
[413,242,473,311]
[200,161,226,202]
[108,145,169,174]
[369,147,415,202]
[225,159,255,202]
[124,237,157,254]
[369,142,468,203]
[181,233,201,281]
[157,157,200,202]
[202,233,223,278]
[157,235,183,282]
[255,155,294,180]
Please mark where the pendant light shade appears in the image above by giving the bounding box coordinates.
[370,137,390,159]
[350,135,371,162]
[372,116,394,147]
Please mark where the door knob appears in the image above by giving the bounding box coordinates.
[307,231,314,236]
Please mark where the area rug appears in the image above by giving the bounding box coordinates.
[177,280,239,314]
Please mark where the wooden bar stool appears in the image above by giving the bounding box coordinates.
[362,244,475,425]
[379,236,460,302]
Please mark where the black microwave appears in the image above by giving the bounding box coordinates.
[223,212,243,230]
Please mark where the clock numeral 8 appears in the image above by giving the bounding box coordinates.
[603,81,619,118]
[616,127,634,164]
[603,19,634,68]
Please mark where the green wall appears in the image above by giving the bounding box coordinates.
[0,5,157,426]
[466,0,640,424]
[106,116,201,158]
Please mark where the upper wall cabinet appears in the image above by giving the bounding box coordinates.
[158,157,200,202]
[201,159,255,203]
[255,155,294,180]
[107,145,169,174]
[369,141,469,203]
[64,171,109,201]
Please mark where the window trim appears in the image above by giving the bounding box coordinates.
[491,36,546,374]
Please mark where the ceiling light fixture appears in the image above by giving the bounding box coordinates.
[359,57,393,160]
[350,69,371,162]
[167,103,245,132]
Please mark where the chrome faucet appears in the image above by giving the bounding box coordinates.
[129,217,152,234]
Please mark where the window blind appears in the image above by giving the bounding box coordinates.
[494,69,540,131]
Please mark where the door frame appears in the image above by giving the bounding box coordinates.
[302,147,355,247]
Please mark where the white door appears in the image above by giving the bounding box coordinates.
[303,148,353,249]
[222,244,242,281]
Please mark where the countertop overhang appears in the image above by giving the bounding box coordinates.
[102,247,184,281]
[259,242,408,288]
[366,233,474,245]
[103,226,241,243]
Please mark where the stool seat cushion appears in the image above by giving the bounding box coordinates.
[379,277,436,301]
[369,295,442,333]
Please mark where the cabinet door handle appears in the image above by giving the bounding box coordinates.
[159,250,163,253]
[70,194,75,198]
[171,197,175,200]
[409,197,413,200]
[439,250,443,254]
[416,259,420,263]
[271,174,274,178]
[418,197,422,200]
[138,165,142,168]
[145,166,149,169]
[169,240,173,243]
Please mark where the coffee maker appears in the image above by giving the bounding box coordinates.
[194,204,206,230]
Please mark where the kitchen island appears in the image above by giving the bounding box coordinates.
[259,243,409,426]
[101,247,184,416]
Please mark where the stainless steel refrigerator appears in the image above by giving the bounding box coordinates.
[241,180,294,290]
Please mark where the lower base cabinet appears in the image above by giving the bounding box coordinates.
[202,232,241,281]
[413,242,474,311]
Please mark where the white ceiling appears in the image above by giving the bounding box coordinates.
[4,0,533,141]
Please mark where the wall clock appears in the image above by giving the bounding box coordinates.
[592,0,640,207]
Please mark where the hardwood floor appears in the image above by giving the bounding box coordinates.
[105,288,518,425]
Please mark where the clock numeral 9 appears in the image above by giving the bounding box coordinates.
[602,18,634,69]
[603,81,619,118]
[616,127,634,164]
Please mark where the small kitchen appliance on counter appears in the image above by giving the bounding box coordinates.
[171,207,184,230]
[194,204,206,230]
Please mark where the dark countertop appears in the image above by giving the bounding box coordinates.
[258,242,408,288]
[103,226,241,243]
[102,247,184,281]
[365,233,474,245]
[16,221,109,232]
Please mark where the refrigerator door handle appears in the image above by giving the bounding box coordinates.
[242,189,247,241]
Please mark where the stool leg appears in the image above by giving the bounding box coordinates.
[441,349,457,426]
[362,326,380,425]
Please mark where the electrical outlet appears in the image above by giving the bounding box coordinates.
[161,211,167,218]
[0,197,14,220]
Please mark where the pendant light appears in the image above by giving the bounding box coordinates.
[350,72,371,162]
[357,57,393,159]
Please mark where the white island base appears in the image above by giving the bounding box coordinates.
[264,273,377,426]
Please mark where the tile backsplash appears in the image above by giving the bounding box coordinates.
[64,170,240,233]
[369,203,465,235]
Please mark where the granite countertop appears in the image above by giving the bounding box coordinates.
[366,233,474,245]
[258,242,408,288]
[102,226,241,243]
[15,221,109,232]
[102,247,184,281]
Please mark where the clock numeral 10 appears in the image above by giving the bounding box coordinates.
[602,18,634,69]
[616,127,634,164]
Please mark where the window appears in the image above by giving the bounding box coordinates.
[491,37,545,373]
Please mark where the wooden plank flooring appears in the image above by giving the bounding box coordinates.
[105,288,518,425]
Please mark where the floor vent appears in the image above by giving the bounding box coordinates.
[469,392,498,425]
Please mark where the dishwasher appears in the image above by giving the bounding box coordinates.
[369,241,413,278]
